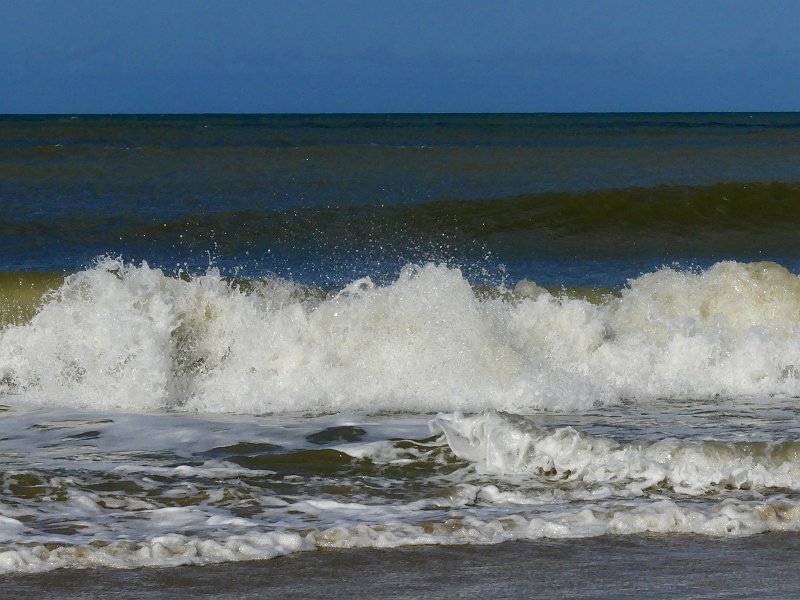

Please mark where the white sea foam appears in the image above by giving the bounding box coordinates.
[3,498,800,574]
[432,411,800,495]
[2,258,800,414]
[0,531,311,574]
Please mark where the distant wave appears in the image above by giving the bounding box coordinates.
[2,182,799,263]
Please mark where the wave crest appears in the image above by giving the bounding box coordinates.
[2,258,800,413]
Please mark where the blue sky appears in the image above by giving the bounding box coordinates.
[2,0,799,113]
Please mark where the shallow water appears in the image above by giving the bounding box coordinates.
[1,393,800,573]
[8,536,800,599]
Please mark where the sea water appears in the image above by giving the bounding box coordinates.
[2,114,800,579]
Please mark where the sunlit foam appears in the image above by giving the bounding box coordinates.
[2,258,800,414]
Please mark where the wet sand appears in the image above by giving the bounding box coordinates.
[7,535,800,599]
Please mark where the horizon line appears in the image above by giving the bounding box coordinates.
[3,110,800,117]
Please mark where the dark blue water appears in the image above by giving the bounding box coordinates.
[3,113,800,287]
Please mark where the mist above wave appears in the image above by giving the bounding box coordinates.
[2,257,800,414]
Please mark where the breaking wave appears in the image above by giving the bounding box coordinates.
[2,257,800,413]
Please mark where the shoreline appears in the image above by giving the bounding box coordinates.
[7,534,800,599]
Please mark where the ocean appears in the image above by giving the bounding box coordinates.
[2,113,800,596]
